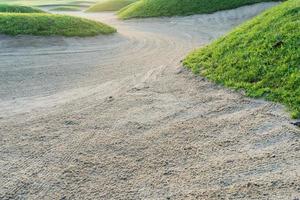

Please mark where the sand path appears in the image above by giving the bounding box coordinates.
[0,2,299,199]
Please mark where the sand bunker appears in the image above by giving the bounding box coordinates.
[1,2,299,199]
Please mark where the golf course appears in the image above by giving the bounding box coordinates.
[0,0,299,199]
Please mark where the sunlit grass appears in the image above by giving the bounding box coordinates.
[49,6,82,11]
[0,4,45,12]
[184,0,300,118]
[0,1,116,36]
[86,0,137,12]
[0,0,96,6]
[0,13,116,36]
[118,0,281,19]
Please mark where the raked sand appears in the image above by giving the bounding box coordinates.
[0,2,299,199]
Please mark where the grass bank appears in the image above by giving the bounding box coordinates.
[0,4,45,13]
[86,0,137,12]
[0,13,116,36]
[0,0,95,7]
[49,6,82,11]
[184,0,300,118]
[118,0,281,19]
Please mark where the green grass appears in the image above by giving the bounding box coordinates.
[0,4,45,13]
[49,6,82,11]
[184,0,300,118]
[118,0,281,19]
[0,0,95,7]
[86,0,137,12]
[0,13,116,36]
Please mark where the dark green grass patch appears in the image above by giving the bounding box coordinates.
[49,6,82,11]
[0,4,45,13]
[118,0,281,19]
[184,0,300,118]
[0,13,116,36]
[86,0,137,12]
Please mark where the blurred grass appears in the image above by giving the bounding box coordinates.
[0,4,45,12]
[0,0,96,7]
[86,0,137,12]
[49,6,82,11]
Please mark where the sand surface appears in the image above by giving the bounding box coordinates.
[0,2,299,199]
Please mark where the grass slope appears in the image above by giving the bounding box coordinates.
[0,13,116,36]
[118,0,281,19]
[184,0,300,118]
[0,0,95,7]
[86,0,137,12]
[49,6,82,11]
[0,4,45,13]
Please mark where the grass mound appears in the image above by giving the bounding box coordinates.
[50,6,82,11]
[0,13,116,36]
[86,0,136,12]
[0,4,45,13]
[118,0,281,19]
[0,0,95,7]
[184,0,300,118]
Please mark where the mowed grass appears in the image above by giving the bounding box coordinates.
[184,0,300,118]
[0,4,45,13]
[0,0,95,7]
[0,2,116,36]
[49,6,82,11]
[118,0,281,19]
[86,0,137,12]
[0,13,116,36]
